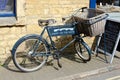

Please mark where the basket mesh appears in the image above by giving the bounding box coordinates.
[66,8,107,37]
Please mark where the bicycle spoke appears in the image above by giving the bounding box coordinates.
[12,35,49,72]
[75,41,91,61]
[20,58,27,67]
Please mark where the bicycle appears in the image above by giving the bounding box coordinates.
[11,7,108,72]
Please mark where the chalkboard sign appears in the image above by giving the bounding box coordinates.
[117,41,120,51]
[96,20,120,63]
[98,20,120,53]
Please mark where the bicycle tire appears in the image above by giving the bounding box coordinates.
[11,34,50,72]
[74,40,91,61]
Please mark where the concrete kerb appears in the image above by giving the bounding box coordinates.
[53,64,120,80]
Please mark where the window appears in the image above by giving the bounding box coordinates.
[114,0,120,6]
[0,0,15,17]
[89,0,96,8]
[96,0,120,6]
[0,0,26,26]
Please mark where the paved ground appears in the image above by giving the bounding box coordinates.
[78,68,120,80]
[0,51,120,80]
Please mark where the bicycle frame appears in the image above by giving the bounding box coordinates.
[12,7,98,72]
[40,26,81,52]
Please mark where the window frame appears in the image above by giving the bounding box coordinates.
[0,0,16,17]
[89,0,96,8]
[0,0,26,26]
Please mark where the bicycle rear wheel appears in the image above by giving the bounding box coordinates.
[74,40,91,61]
[12,34,49,72]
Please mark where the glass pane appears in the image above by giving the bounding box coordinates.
[114,0,120,6]
[0,0,14,14]
[96,0,120,6]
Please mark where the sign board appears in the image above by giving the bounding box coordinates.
[95,20,120,63]
[48,24,75,36]
[117,41,120,51]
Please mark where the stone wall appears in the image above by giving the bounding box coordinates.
[0,0,90,64]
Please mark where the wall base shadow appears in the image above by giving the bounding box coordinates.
[2,56,22,73]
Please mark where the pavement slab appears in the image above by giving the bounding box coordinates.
[0,51,120,80]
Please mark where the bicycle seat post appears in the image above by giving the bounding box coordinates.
[38,19,57,27]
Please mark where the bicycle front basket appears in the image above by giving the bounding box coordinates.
[67,8,108,37]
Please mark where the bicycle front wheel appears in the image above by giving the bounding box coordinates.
[12,34,49,72]
[74,40,91,61]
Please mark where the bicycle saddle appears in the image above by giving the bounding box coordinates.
[38,19,57,26]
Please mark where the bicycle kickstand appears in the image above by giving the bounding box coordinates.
[57,58,62,68]
[53,51,62,68]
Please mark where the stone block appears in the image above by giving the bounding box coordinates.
[0,27,10,35]
[0,48,5,54]
[0,0,90,63]
[0,40,8,48]
[4,34,18,41]
[26,24,42,34]
[8,40,18,48]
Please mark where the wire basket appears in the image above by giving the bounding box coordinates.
[66,8,108,37]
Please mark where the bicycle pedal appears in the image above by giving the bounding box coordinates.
[53,54,59,59]
[53,51,61,59]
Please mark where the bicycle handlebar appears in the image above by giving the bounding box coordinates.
[88,14,109,25]
[62,7,88,22]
